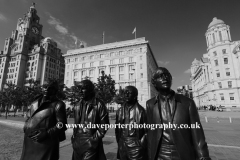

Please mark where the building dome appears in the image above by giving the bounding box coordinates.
[42,37,57,47]
[208,17,225,28]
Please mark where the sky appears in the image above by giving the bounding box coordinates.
[1,0,240,90]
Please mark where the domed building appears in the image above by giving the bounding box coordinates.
[0,4,65,90]
[190,17,240,109]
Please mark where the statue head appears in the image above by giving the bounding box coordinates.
[77,79,95,101]
[151,67,172,92]
[44,80,59,99]
[124,86,138,104]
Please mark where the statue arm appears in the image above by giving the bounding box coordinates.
[47,101,68,139]
[115,109,120,143]
[189,100,211,160]
[140,108,148,146]
[93,100,110,140]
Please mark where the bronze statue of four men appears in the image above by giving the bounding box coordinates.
[21,67,211,160]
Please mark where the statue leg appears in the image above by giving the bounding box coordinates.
[119,139,128,160]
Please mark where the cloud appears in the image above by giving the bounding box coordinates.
[0,13,7,21]
[184,68,191,74]
[157,60,170,66]
[48,15,68,34]
[46,13,87,50]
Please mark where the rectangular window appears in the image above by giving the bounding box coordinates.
[140,64,143,69]
[129,73,134,80]
[110,60,114,65]
[140,56,142,60]
[229,93,234,100]
[140,48,142,53]
[100,54,104,58]
[141,73,143,78]
[119,66,124,72]
[89,70,94,76]
[224,58,228,64]
[75,64,78,69]
[119,74,124,80]
[67,65,70,69]
[214,60,218,66]
[226,69,230,76]
[100,61,104,66]
[218,82,222,89]
[99,69,105,74]
[110,52,114,57]
[111,74,115,80]
[141,82,143,87]
[129,57,133,62]
[82,57,85,61]
[228,81,232,88]
[216,72,220,77]
[110,67,115,73]
[119,58,124,63]
[129,65,134,71]
[67,72,69,77]
[119,51,123,55]
[90,62,94,67]
[75,58,78,62]
[74,72,78,77]
[222,49,226,54]
[82,63,86,68]
[220,93,224,100]
[82,70,86,76]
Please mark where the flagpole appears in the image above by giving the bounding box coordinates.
[103,31,105,44]
[135,29,136,39]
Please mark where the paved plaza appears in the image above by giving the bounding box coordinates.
[0,111,239,160]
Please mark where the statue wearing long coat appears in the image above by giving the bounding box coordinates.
[20,95,67,160]
[71,97,109,160]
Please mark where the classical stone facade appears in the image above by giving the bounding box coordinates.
[0,4,65,90]
[63,37,158,108]
[191,17,240,108]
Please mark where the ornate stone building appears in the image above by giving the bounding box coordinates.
[191,17,240,108]
[63,37,158,108]
[0,4,65,90]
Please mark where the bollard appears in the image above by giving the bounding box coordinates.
[229,117,232,123]
[205,116,208,123]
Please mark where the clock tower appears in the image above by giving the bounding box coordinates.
[16,2,43,53]
[0,3,65,90]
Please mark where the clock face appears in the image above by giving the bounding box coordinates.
[32,27,39,35]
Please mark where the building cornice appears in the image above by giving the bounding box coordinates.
[64,37,148,57]
[207,41,233,51]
